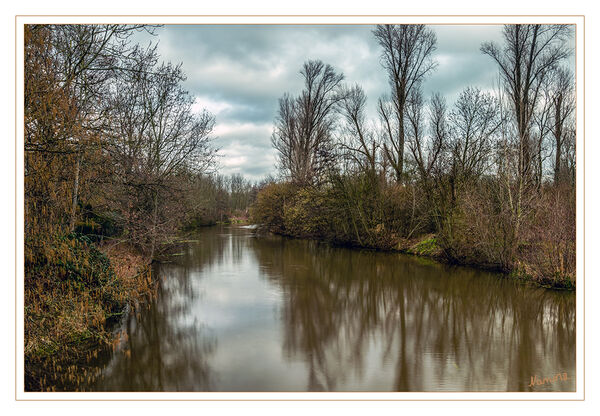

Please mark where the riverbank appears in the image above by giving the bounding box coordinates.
[396,234,574,290]
[255,227,574,291]
[250,181,575,291]
[24,235,154,391]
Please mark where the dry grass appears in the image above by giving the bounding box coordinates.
[24,234,154,391]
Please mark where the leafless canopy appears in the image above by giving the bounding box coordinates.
[481,24,572,182]
[373,24,437,182]
[337,84,377,174]
[448,87,502,182]
[272,60,344,186]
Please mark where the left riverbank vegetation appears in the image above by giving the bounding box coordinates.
[252,24,575,290]
[24,24,257,390]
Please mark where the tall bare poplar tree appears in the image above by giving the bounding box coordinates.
[481,24,572,260]
[549,67,575,185]
[373,24,437,183]
[272,60,344,186]
[481,24,572,184]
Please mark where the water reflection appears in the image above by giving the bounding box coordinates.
[92,226,575,392]
[94,263,216,391]
[252,235,575,391]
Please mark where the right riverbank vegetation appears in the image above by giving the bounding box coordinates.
[252,24,576,290]
[24,23,575,390]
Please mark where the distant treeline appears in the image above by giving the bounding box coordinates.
[251,24,575,288]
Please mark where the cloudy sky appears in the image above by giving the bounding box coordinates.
[134,25,573,182]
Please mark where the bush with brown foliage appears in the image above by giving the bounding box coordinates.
[519,184,576,287]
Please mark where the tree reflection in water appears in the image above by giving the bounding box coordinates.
[90,226,574,392]
[250,233,575,392]
[91,232,231,391]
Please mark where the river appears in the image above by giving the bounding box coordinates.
[91,225,575,392]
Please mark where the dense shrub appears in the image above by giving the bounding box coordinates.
[520,185,576,286]
[74,205,122,241]
[251,176,575,288]
[283,187,331,238]
[251,175,432,250]
[430,179,575,286]
[436,181,515,269]
[250,182,297,234]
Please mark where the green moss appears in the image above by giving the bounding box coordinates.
[66,328,94,344]
[31,339,59,358]
[412,237,438,256]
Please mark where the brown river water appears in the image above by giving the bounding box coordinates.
[88,225,575,392]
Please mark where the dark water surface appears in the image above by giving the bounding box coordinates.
[92,225,575,392]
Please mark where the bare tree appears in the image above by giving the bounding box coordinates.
[49,24,158,231]
[426,93,449,180]
[405,89,427,180]
[531,80,553,189]
[25,25,155,232]
[481,24,572,184]
[448,87,502,184]
[530,67,574,188]
[107,45,216,255]
[337,84,377,175]
[562,123,576,186]
[403,89,448,185]
[229,173,253,212]
[481,24,572,246]
[373,24,437,183]
[272,60,344,186]
[549,67,575,185]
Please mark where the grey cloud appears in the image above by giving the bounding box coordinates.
[131,24,573,181]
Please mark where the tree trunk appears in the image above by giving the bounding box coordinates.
[554,102,563,185]
[149,189,159,260]
[397,116,405,183]
[69,151,83,232]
